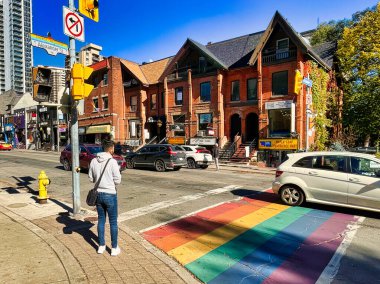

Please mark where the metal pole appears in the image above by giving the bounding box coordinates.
[57,106,60,152]
[69,0,80,215]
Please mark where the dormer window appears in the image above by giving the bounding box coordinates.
[276,38,289,59]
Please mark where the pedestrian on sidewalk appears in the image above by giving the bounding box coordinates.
[89,139,122,256]
[212,143,220,171]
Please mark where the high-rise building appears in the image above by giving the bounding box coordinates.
[50,67,66,104]
[65,43,104,69]
[0,0,33,94]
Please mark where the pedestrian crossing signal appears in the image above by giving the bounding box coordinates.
[32,67,52,102]
[79,0,99,22]
[71,63,94,101]
[294,70,303,94]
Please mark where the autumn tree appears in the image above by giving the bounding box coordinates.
[337,3,380,146]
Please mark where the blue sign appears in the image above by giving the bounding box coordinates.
[302,78,313,87]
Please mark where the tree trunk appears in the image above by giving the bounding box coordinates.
[364,134,371,147]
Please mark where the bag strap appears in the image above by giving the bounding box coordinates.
[94,158,112,191]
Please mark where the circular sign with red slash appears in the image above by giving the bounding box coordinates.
[63,7,85,42]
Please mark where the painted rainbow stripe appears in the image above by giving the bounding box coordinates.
[143,194,358,283]
[30,33,68,49]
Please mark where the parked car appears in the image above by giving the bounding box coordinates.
[0,141,12,151]
[272,151,380,212]
[60,144,127,172]
[114,143,133,155]
[180,145,212,169]
[124,144,186,172]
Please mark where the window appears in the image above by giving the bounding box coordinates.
[151,94,157,110]
[129,120,140,138]
[199,113,212,131]
[231,81,240,101]
[92,98,99,112]
[350,157,380,177]
[247,78,257,100]
[200,82,211,102]
[103,73,108,86]
[102,96,109,110]
[161,92,165,108]
[276,38,290,60]
[268,109,291,137]
[172,114,185,136]
[312,156,346,172]
[130,96,137,112]
[199,57,206,73]
[293,156,313,168]
[272,71,288,96]
[175,87,183,105]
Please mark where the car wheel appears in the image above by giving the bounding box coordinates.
[173,167,181,171]
[155,160,166,172]
[280,185,304,206]
[63,159,71,171]
[187,158,196,169]
[126,159,134,169]
[200,165,208,169]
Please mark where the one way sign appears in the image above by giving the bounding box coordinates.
[63,6,85,42]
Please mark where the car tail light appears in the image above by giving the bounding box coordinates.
[167,146,177,156]
[196,149,210,154]
[275,170,283,178]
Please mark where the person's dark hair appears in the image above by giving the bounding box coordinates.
[102,139,115,152]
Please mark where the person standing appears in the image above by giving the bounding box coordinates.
[212,143,220,171]
[89,140,122,256]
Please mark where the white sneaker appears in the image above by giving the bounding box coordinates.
[97,245,106,254]
[111,246,120,256]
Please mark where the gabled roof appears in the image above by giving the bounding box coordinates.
[140,57,172,84]
[159,38,228,81]
[0,90,23,114]
[120,59,149,86]
[248,11,331,71]
[206,31,264,68]
[312,41,336,69]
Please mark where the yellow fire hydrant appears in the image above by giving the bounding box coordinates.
[38,170,50,204]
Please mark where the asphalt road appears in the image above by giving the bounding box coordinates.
[1,150,380,283]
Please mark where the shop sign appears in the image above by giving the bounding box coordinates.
[86,124,111,134]
[4,125,14,131]
[259,139,298,150]
[39,107,48,112]
[190,137,216,146]
[40,122,49,126]
[125,139,140,146]
[168,137,186,145]
[59,127,67,133]
[265,100,293,110]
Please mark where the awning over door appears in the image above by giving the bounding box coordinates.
[86,124,111,134]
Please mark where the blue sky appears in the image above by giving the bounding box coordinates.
[33,0,379,67]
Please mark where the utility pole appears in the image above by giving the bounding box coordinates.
[68,0,81,215]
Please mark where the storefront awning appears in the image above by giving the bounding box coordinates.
[86,125,111,134]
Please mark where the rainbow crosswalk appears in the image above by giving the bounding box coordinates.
[143,191,359,283]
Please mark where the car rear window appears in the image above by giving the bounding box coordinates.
[87,146,103,154]
[293,156,313,168]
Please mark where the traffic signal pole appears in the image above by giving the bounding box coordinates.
[69,0,81,215]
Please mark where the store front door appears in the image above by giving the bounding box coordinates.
[245,112,259,143]
[230,114,241,141]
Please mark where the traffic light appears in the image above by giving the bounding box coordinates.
[32,67,52,102]
[294,69,303,94]
[71,63,94,101]
[79,0,99,22]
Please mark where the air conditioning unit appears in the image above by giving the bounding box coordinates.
[197,130,205,137]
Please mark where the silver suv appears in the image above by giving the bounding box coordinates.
[273,151,380,212]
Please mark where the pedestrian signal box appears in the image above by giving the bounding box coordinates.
[294,69,303,94]
[79,0,99,22]
[71,63,94,101]
[32,67,52,102]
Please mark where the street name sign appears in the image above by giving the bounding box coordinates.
[63,6,85,42]
[302,78,313,87]
[31,33,68,56]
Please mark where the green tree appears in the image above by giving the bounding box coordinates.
[310,5,376,46]
[337,3,380,146]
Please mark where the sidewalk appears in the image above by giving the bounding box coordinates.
[0,180,199,284]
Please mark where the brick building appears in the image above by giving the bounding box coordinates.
[79,12,333,165]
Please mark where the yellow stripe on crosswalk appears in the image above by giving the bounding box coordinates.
[168,202,289,265]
